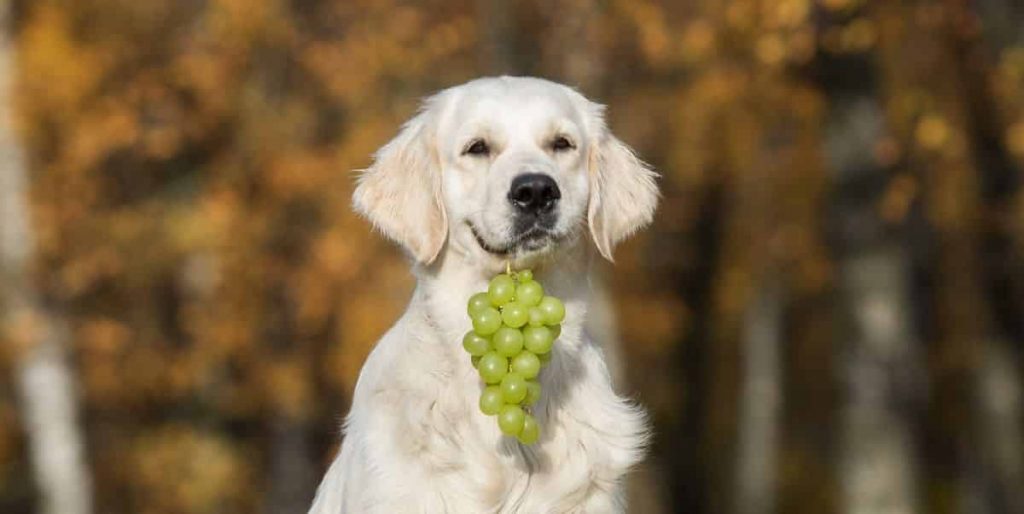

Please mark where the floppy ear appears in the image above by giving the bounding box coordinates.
[588,129,660,261]
[353,105,448,264]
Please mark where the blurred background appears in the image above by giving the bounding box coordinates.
[1,0,1023,513]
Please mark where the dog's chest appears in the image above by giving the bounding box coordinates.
[414,344,644,511]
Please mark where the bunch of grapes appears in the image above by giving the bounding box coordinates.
[463,269,564,445]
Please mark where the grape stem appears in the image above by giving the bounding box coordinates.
[506,261,512,275]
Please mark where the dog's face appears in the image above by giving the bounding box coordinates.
[354,77,658,267]
[440,80,594,261]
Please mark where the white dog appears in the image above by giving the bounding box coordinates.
[308,76,659,513]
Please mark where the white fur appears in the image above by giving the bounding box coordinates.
[310,77,659,514]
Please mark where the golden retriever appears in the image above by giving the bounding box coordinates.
[309,76,659,513]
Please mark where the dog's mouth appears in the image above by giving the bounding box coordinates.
[468,222,560,256]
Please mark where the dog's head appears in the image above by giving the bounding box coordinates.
[354,76,658,266]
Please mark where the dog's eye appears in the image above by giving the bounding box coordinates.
[464,139,490,157]
[550,136,575,152]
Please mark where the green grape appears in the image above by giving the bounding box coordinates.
[501,302,529,328]
[492,327,524,357]
[523,326,553,354]
[538,296,566,325]
[511,351,541,380]
[479,386,504,415]
[498,405,526,436]
[528,307,546,327]
[462,331,491,356]
[465,270,561,440]
[488,274,516,306]
[515,281,544,307]
[500,372,528,404]
[472,307,502,336]
[523,380,541,405]
[477,352,508,384]
[517,414,539,445]
[467,292,491,316]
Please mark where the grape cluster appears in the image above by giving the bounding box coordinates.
[464,269,564,445]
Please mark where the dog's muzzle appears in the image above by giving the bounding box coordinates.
[508,173,559,235]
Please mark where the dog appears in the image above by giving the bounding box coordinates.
[308,76,659,513]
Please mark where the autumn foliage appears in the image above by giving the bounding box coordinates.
[1,0,1023,513]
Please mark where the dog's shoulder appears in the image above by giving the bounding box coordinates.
[346,311,479,457]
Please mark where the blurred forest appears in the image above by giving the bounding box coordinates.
[1,0,1023,513]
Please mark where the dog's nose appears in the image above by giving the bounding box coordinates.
[508,173,560,214]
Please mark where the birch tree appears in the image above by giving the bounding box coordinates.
[0,2,92,513]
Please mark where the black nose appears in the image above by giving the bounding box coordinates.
[508,173,560,214]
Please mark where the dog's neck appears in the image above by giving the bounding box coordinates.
[412,240,595,355]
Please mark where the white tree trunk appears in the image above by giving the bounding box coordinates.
[822,92,922,514]
[974,339,1024,514]
[0,3,93,513]
[734,280,782,514]
[838,248,922,514]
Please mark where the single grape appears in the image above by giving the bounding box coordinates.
[472,307,502,336]
[511,351,541,379]
[467,292,491,316]
[502,302,529,328]
[517,414,539,445]
[488,274,516,306]
[471,355,482,368]
[515,281,544,307]
[538,296,565,325]
[528,307,546,327]
[549,323,561,339]
[477,352,509,384]
[500,372,528,404]
[517,270,533,282]
[523,380,541,405]
[538,351,551,366]
[479,386,504,416]
[498,405,526,436]
[523,325,554,354]
[462,331,491,356]
[492,327,524,357]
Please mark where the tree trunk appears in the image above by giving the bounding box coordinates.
[266,411,316,514]
[873,1,1022,511]
[734,279,783,514]
[704,93,784,514]
[813,20,925,509]
[837,246,923,514]
[0,3,93,513]
[477,0,520,75]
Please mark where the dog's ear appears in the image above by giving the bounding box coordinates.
[353,101,448,264]
[587,122,659,261]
